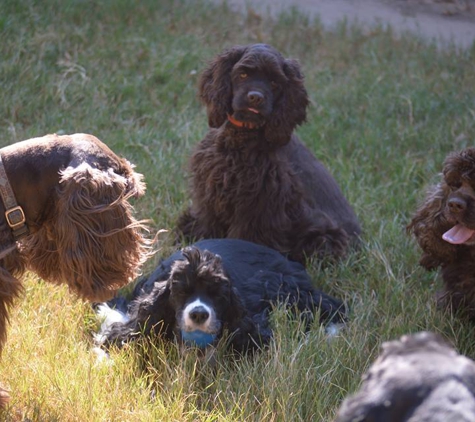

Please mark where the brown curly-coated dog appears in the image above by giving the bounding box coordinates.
[177,44,361,264]
[408,147,475,317]
[0,133,151,359]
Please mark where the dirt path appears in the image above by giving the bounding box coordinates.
[215,0,475,49]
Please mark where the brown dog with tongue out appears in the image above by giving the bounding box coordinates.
[408,147,475,318]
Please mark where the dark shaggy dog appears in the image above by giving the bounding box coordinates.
[96,239,346,354]
[176,44,361,264]
[336,332,475,422]
[408,148,475,317]
[0,133,151,355]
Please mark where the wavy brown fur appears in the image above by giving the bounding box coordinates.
[0,264,23,354]
[408,148,475,317]
[0,133,151,354]
[177,44,361,264]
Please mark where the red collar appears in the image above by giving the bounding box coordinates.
[227,114,260,130]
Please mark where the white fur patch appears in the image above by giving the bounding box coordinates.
[182,299,217,333]
[92,346,112,365]
[325,322,344,338]
[60,162,128,187]
[94,303,129,345]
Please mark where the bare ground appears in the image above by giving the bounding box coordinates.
[215,0,475,48]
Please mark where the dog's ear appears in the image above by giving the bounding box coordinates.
[443,148,475,180]
[264,58,309,146]
[199,45,248,128]
[223,285,264,352]
[102,281,174,347]
[407,181,458,266]
[26,163,150,302]
[224,286,247,327]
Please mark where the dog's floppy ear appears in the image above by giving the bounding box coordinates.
[407,181,457,268]
[264,58,309,146]
[223,285,264,352]
[224,285,247,328]
[199,45,248,128]
[102,280,175,347]
[443,148,475,180]
[25,163,150,302]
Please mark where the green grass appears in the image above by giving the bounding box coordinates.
[1,0,475,420]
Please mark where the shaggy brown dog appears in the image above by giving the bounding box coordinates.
[408,148,475,317]
[177,44,361,264]
[0,133,151,356]
[336,332,475,422]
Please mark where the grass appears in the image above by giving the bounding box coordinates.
[1,0,475,420]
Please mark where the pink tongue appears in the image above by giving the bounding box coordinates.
[442,224,475,244]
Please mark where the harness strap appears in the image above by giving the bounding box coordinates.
[0,153,29,240]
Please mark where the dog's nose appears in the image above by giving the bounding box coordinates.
[189,306,210,324]
[448,197,467,214]
[247,91,264,106]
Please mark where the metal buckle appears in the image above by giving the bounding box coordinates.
[5,206,26,229]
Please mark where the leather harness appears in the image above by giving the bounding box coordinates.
[0,153,29,241]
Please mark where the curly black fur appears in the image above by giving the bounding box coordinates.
[97,239,346,353]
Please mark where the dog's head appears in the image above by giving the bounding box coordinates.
[441,148,475,246]
[407,148,475,268]
[199,44,309,146]
[167,246,245,348]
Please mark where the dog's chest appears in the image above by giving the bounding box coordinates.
[195,143,297,219]
[224,147,275,182]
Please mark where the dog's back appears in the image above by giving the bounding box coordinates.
[1,134,144,227]
[2,133,137,183]
[285,135,361,238]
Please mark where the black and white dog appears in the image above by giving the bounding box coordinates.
[336,332,475,422]
[95,239,346,354]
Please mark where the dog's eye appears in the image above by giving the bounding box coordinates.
[239,72,248,79]
[449,182,462,191]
